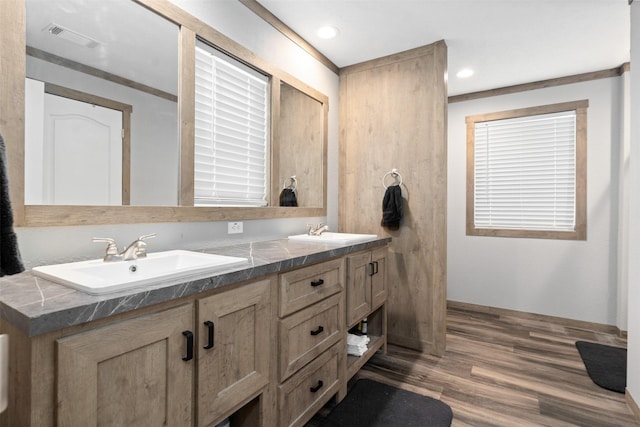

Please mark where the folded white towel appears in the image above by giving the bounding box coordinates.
[347,333,370,357]
[347,333,370,347]
[347,346,366,357]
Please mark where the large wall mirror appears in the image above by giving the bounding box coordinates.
[25,0,180,207]
[1,0,327,226]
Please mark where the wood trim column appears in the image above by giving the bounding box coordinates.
[339,41,448,355]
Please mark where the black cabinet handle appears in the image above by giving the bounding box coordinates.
[203,320,214,349]
[310,380,324,393]
[368,262,375,276]
[310,326,324,336]
[182,331,193,361]
[311,279,324,287]
[374,261,379,275]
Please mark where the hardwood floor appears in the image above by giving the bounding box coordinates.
[308,306,638,426]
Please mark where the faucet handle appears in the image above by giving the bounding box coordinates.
[135,233,156,258]
[93,237,121,261]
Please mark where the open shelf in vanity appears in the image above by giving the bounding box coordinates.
[346,304,387,380]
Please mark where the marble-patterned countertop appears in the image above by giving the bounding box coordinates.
[0,237,390,337]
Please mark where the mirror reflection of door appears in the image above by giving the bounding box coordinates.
[25,78,131,205]
[44,93,122,205]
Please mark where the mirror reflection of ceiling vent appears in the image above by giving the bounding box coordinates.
[43,23,100,48]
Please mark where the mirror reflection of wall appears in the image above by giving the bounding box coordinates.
[278,83,324,208]
[24,0,179,206]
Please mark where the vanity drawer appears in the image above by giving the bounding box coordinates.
[279,293,342,382]
[278,342,341,427]
[279,258,344,317]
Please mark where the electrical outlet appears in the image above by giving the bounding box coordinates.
[228,221,243,234]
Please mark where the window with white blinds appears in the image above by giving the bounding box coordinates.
[194,43,269,206]
[474,111,577,231]
[466,100,587,240]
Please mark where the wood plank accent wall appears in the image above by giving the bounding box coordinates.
[339,41,448,355]
[0,0,26,225]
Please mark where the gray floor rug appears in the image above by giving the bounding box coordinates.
[576,341,627,393]
[322,379,453,427]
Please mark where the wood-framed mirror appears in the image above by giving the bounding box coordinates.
[0,0,327,227]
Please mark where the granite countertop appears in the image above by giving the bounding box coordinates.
[0,237,390,337]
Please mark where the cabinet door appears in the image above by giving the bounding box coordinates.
[197,278,272,427]
[371,247,388,309]
[57,304,194,426]
[346,251,372,327]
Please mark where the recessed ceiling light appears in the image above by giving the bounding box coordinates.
[456,68,474,79]
[317,26,339,40]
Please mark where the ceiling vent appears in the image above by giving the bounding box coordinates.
[43,23,100,48]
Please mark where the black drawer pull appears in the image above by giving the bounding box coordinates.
[373,261,379,274]
[203,320,214,349]
[182,331,193,361]
[310,326,324,336]
[311,279,325,287]
[368,262,375,276]
[310,380,324,393]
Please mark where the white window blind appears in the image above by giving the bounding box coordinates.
[474,110,577,231]
[194,44,269,206]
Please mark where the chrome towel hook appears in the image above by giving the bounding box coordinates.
[382,168,403,189]
[283,175,297,191]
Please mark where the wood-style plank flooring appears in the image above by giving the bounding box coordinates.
[308,306,638,426]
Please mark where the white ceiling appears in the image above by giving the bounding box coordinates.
[256,0,631,96]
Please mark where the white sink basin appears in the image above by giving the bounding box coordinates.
[32,250,247,295]
[288,232,378,245]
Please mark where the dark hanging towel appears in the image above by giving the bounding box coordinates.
[0,133,24,276]
[279,188,298,207]
[381,184,403,230]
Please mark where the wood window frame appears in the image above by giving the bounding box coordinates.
[466,100,588,240]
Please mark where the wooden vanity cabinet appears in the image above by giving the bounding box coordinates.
[48,277,273,427]
[346,246,387,327]
[345,246,388,380]
[197,278,272,427]
[1,244,390,427]
[277,258,346,427]
[57,304,194,425]
[56,303,192,424]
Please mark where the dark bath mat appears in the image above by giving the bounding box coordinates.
[576,341,627,393]
[322,379,452,427]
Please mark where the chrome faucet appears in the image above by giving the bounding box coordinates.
[120,233,156,260]
[93,233,156,262]
[307,223,329,236]
[92,237,122,262]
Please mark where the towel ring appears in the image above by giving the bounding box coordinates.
[382,169,403,189]
[283,175,297,191]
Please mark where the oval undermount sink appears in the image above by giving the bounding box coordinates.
[32,250,248,295]
[288,232,378,245]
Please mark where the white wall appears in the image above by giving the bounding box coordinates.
[16,1,339,269]
[626,0,640,404]
[448,76,623,325]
